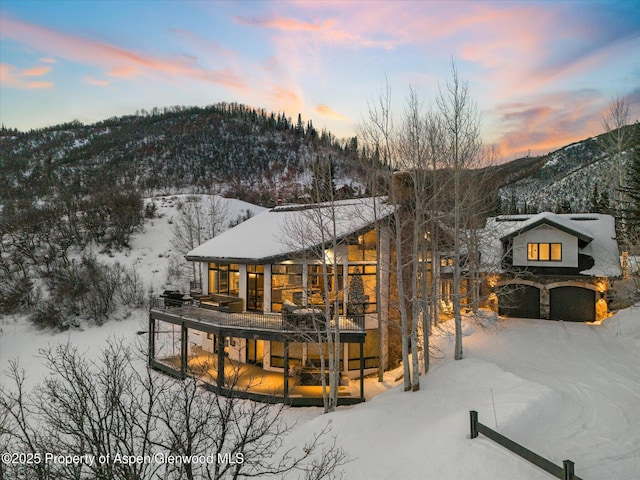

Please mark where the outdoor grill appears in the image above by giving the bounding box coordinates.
[159,290,191,307]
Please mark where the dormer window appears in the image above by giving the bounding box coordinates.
[527,243,562,261]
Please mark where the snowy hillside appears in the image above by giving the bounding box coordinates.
[498,125,639,213]
[2,193,638,479]
[0,104,364,208]
[104,194,267,294]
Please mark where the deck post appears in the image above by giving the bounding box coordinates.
[360,339,365,401]
[563,460,575,480]
[217,333,225,390]
[148,314,155,366]
[180,322,188,377]
[283,340,289,401]
[470,410,478,439]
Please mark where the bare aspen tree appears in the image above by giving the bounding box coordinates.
[169,194,229,288]
[602,96,632,196]
[423,110,448,373]
[397,87,432,390]
[309,156,342,413]
[280,157,343,413]
[436,59,482,361]
[357,82,413,391]
[356,81,395,382]
[601,96,635,244]
[454,144,501,314]
[358,81,444,390]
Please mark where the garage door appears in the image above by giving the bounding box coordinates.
[549,287,595,322]
[498,284,540,318]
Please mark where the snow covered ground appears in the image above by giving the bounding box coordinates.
[285,308,640,479]
[2,308,638,479]
[1,196,638,479]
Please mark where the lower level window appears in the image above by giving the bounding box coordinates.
[527,243,562,261]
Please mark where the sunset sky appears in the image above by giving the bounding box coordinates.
[1,0,638,159]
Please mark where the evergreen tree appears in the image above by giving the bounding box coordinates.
[598,189,610,215]
[347,267,366,316]
[295,113,304,136]
[590,184,600,212]
[555,197,572,214]
[508,192,518,214]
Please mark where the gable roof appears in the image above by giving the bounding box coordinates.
[186,197,394,264]
[499,212,593,243]
[481,212,621,277]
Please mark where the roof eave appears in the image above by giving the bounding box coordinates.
[186,216,388,265]
[185,254,288,264]
[500,218,594,243]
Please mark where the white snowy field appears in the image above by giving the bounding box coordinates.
[1,196,639,479]
[2,309,638,479]
[279,308,640,480]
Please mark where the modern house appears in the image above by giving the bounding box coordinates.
[148,200,622,406]
[148,197,395,406]
[481,212,621,322]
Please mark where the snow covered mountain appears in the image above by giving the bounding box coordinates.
[490,124,639,213]
[0,103,363,208]
[2,103,636,214]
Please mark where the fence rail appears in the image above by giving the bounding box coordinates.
[470,411,582,480]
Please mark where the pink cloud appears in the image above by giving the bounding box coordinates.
[494,90,604,158]
[22,65,51,76]
[25,81,54,89]
[1,63,53,89]
[235,12,397,49]
[272,3,603,97]
[268,86,303,112]
[39,57,57,64]
[315,104,349,122]
[107,66,138,78]
[0,15,248,91]
[234,16,330,32]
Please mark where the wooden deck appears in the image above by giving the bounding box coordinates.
[149,305,365,342]
[152,348,358,404]
[148,302,367,406]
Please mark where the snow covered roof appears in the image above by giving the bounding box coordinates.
[186,197,394,263]
[499,212,593,243]
[481,212,621,277]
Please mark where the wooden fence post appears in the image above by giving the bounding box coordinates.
[470,410,478,439]
[563,460,574,480]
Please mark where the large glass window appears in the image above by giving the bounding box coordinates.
[270,341,303,368]
[271,264,303,312]
[348,265,377,314]
[307,342,343,370]
[247,264,264,311]
[347,229,377,262]
[246,339,264,366]
[527,243,562,261]
[208,263,240,296]
[308,264,344,309]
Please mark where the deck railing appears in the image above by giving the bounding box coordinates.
[149,296,365,332]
